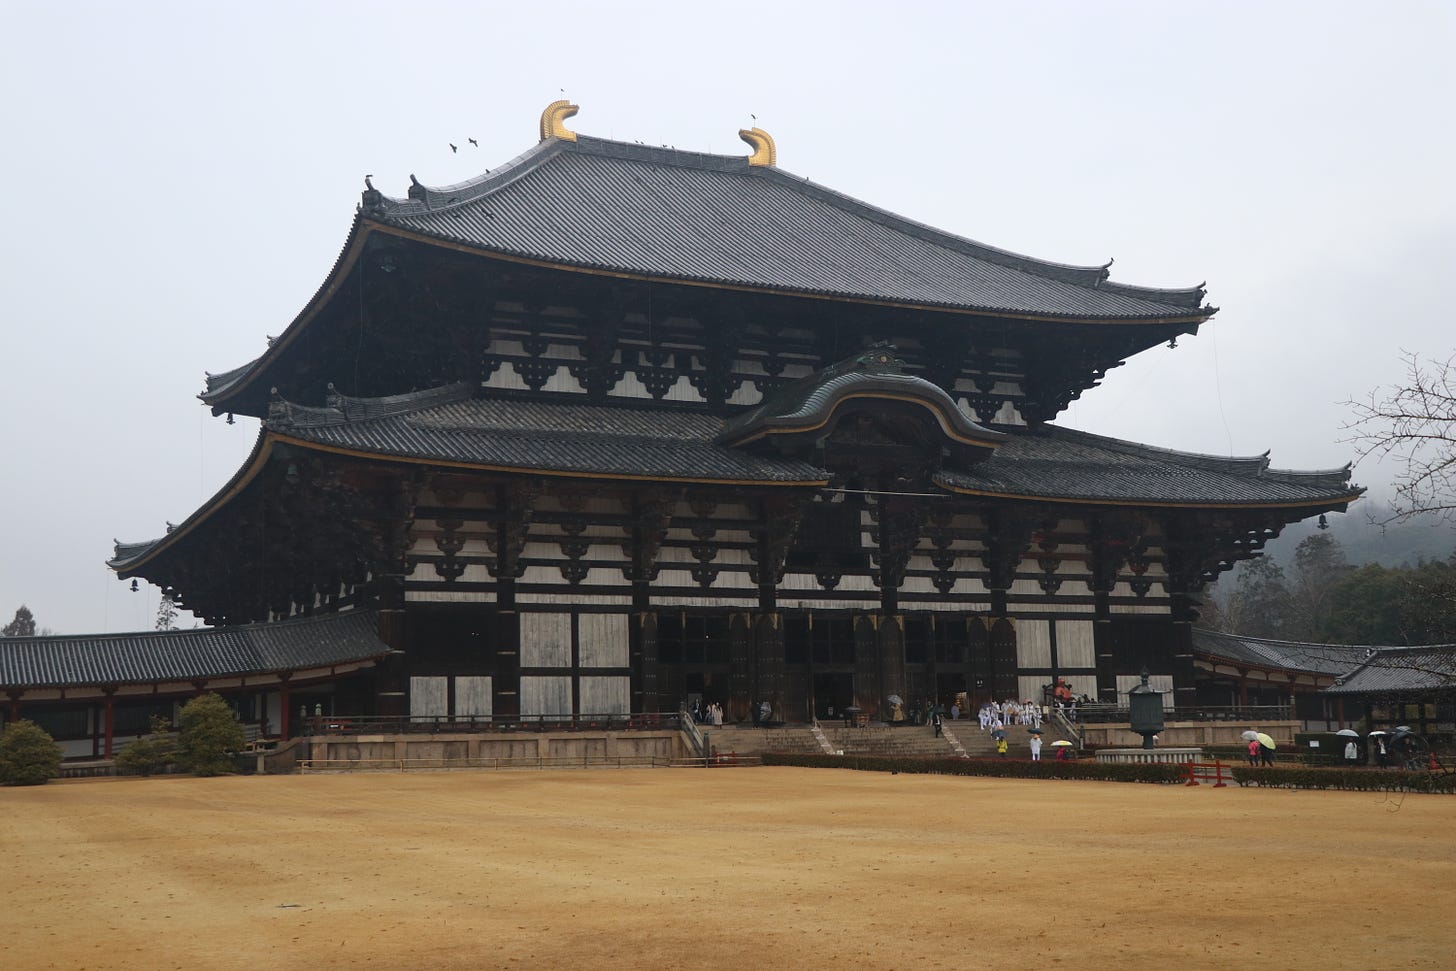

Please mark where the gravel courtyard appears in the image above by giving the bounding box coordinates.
[3,767,1452,970]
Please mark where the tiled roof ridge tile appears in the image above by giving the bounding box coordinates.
[2,608,376,645]
[374,133,1210,309]
[266,382,474,429]
[1043,425,1354,484]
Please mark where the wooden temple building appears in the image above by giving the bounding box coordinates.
[4,103,1366,751]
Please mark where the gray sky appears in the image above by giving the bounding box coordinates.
[2,1,1452,634]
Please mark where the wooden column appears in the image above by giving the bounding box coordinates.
[102,688,117,759]
[877,615,907,716]
[729,613,753,722]
[632,609,659,715]
[279,675,292,741]
[6,690,20,724]
[754,613,785,722]
[853,615,880,717]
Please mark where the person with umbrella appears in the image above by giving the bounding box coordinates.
[1337,728,1360,764]
[1244,732,1260,767]
[992,728,1008,757]
[1029,730,1043,761]
[1256,732,1276,766]
[1051,739,1073,760]
[1371,731,1390,768]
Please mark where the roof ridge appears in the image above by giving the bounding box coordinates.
[2,609,377,643]
[1043,425,1274,472]
[367,139,565,216]
[372,132,1211,306]
[267,382,474,428]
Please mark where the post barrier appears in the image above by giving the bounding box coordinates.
[1185,757,1228,787]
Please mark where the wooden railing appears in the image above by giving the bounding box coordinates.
[297,711,681,736]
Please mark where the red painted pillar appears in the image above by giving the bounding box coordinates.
[103,689,116,759]
[1337,696,1346,729]
[279,677,292,741]
[1237,671,1249,707]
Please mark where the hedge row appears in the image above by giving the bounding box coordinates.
[761,752,1186,784]
[1228,765,1456,793]
[761,753,1456,793]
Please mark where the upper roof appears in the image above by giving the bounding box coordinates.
[0,610,387,690]
[367,133,1211,321]
[202,116,1214,410]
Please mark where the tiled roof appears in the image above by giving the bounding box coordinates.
[937,426,1360,507]
[0,611,387,690]
[121,385,1361,578]
[1191,629,1369,676]
[268,385,829,484]
[1323,646,1456,696]
[366,136,1210,321]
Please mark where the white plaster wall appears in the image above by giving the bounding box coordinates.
[1017,619,1052,668]
[1055,620,1097,668]
[521,613,572,667]
[410,677,448,719]
[580,614,629,667]
[579,676,630,715]
[521,676,572,717]
[455,676,493,718]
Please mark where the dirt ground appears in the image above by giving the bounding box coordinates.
[2,768,1453,970]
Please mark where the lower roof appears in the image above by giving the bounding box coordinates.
[0,610,387,690]
[1323,645,1456,696]
[1191,629,1369,677]
[112,382,1361,576]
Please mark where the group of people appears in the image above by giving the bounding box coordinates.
[976,699,1044,731]
[690,701,724,726]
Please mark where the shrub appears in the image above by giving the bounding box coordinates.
[0,719,64,786]
[761,752,1186,785]
[115,735,176,777]
[1228,765,1455,793]
[175,694,246,777]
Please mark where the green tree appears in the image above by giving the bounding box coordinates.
[2,605,37,637]
[1321,563,1409,644]
[155,592,178,631]
[175,694,246,777]
[1215,556,1293,638]
[1402,556,1456,643]
[1290,532,1351,639]
[0,719,63,786]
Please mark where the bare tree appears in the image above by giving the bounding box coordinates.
[1348,350,1456,523]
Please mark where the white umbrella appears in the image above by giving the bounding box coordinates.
[1335,729,1360,738]
[887,694,904,706]
[1241,730,1261,742]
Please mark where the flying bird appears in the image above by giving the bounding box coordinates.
[449,143,458,153]
[468,138,478,147]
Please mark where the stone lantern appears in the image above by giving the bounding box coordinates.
[1127,669,1164,750]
